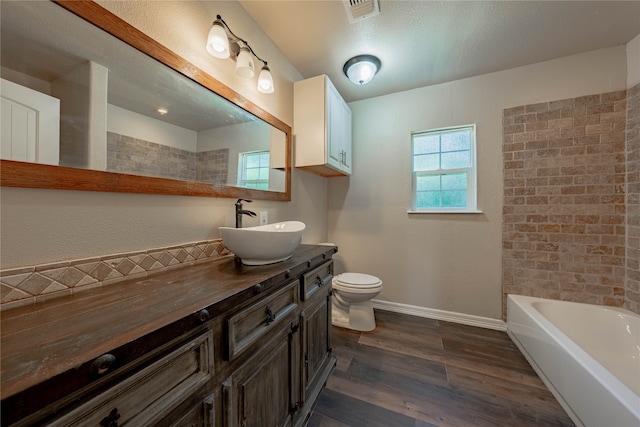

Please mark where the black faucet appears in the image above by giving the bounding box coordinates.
[235,198,256,228]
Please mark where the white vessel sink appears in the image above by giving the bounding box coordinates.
[219,221,305,265]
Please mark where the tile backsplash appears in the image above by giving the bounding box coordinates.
[0,239,232,310]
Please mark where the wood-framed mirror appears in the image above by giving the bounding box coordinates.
[0,0,291,201]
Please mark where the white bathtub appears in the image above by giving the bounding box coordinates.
[507,295,640,427]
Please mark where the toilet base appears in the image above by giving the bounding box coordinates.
[331,300,376,332]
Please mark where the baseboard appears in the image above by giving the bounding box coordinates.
[371,299,506,331]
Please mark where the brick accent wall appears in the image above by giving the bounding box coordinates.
[502,90,628,313]
[627,84,640,313]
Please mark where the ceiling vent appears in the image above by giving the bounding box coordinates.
[343,0,380,23]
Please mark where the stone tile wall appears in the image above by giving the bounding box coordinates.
[502,90,629,313]
[626,84,640,313]
[107,132,197,181]
[196,149,229,184]
[0,240,231,310]
[106,133,230,185]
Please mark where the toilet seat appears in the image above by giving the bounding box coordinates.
[334,273,382,290]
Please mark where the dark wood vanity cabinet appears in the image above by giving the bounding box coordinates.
[222,280,301,427]
[299,262,333,410]
[222,315,300,427]
[1,245,336,427]
[221,264,336,427]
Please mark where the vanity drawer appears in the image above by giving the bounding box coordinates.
[301,261,333,300]
[48,330,214,427]
[226,280,299,360]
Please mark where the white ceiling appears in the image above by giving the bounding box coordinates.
[238,0,640,103]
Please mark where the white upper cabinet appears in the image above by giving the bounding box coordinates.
[294,75,352,177]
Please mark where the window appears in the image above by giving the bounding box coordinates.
[411,125,477,212]
[238,150,270,190]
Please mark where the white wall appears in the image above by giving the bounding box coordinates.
[328,46,628,320]
[108,104,198,152]
[96,0,296,123]
[627,34,640,87]
[0,1,328,269]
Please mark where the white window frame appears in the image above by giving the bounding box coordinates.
[409,124,480,214]
[238,150,270,190]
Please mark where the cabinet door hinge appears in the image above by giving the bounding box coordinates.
[304,353,309,367]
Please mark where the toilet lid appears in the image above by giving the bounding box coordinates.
[334,273,382,289]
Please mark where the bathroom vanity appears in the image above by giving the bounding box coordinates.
[0,245,336,427]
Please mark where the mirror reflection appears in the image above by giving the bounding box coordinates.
[0,0,286,193]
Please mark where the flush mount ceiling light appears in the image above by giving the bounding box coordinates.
[206,15,274,94]
[343,54,381,85]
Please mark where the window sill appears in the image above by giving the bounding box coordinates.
[407,209,483,214]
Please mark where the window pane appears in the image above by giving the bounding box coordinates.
[441,130,470,152]
[246,155,260,168]
[442,190,467,207]
[258,167,269,180]
[413,153,439,171]
[246,168,260,180]
[416,175,440,192]
[416,191,440,208]
[413,134,440,155]
[441,172,467,190]
[441,151,469,169]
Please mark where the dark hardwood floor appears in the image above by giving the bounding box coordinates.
[307,310,574,427]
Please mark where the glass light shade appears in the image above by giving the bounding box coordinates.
[206,22,230,59]
[257,66,274,94]
[343,55,381,85]
[235,47,255,78]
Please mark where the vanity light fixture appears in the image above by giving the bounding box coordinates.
[206,15,274,94]
[343,54,381,85]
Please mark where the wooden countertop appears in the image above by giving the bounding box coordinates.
[0,244,335,404]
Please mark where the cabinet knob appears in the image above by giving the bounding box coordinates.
[100,408,120,427]
[265,307,276,325]
[196,309,210,323]
[254,283,263,294]
[91,353,116,377]
[285,269,292,279]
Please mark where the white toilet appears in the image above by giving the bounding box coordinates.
[331,272,383,332]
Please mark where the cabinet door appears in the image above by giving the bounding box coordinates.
[223,321,300,427]
[300,288,332,404]
[166,393,215,427]
[326,81,344,172]
[339,99,352,174]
